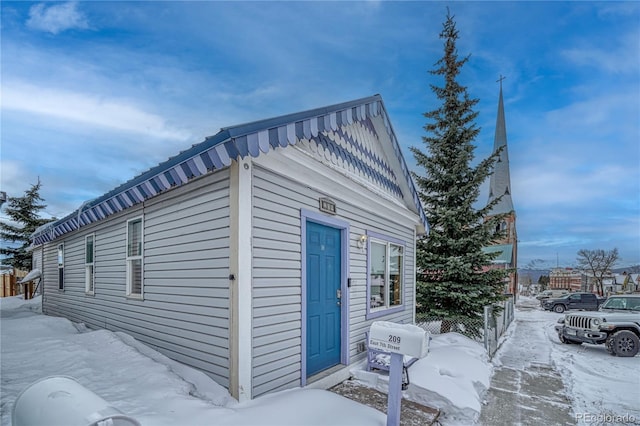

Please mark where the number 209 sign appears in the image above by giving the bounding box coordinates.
[368,321,429,359]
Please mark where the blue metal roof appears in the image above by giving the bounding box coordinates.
[32,95,427,244]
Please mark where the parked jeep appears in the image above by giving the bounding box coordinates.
[555,294,640,357]
[542,292,604,313]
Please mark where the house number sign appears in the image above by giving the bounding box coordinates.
[318,197,336,215]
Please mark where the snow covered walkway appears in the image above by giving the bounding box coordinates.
[479,298,574,425]
[480,298,574,425]
[480,361,573,425]
[479,297,640,426]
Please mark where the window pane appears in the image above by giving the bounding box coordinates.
[370,242,386,309]
[86,265,94,292]
[58,244,64,290]
[85,236,94,263]
[128,220,142,256]
[389,244,403,306]
[129,259,142,294]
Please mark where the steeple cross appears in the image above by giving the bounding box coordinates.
[497,75,507,87]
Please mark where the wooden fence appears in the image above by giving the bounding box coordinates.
[1,269,30,298]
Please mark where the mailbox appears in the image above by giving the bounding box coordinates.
[368,321,429,358]
[12,376,140,426]
[368,322,429,426]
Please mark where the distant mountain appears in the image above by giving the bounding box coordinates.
[613,266,640,274]
[518,269,549,284]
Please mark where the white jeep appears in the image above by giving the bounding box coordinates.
[555,294,640,357]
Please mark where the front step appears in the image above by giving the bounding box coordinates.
[329,380,441,426]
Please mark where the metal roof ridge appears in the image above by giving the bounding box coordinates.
[220,95,382,137]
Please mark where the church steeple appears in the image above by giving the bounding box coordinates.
[487,78,514,214]
[484,78,518,297]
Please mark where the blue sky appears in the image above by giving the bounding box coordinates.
[1,1,639,270]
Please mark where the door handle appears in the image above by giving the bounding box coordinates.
[337,289,342,299]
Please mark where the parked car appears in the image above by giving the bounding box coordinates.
[542,292,605,313]
[555,294,640,357]
[536,289,569,301]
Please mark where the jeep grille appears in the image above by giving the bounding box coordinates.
[566,315,594,329]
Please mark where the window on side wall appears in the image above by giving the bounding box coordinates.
[369,236,404,313]
[57,243,64,290]
[85,234,95,294]
[126,217,143,298]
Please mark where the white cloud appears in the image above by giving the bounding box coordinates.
[597,2,640,18]
[26,2,89,34]
[0,161,23,194]
[2,81,190,141]
[514,162,633,209]
[561,30,640,75]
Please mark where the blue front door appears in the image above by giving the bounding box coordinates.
[306,221,342,377]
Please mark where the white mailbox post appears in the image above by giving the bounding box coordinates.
[369,321,429,426]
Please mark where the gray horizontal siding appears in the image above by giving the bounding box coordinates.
[251,167,303,396]
[41,243,58,300]
[251,163,416,397]
[40,170,232,387]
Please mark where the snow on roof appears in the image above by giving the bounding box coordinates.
[17,268,40,283]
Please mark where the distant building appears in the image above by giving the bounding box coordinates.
[549,268,584,292]
[619,272,640,293]
[580,271,615,294]
[483,81,518,295]
[605,272,640,294]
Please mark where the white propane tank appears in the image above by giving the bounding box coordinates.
[12,376,140,426]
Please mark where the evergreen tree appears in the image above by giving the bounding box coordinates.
[0,180,54,271]
[538,275,550,291]
[411,11,508,329]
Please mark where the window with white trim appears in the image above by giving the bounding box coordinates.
[126,217,143,297]
[369,238,403,311]
[57,243,64,290]
[85,234,95,294]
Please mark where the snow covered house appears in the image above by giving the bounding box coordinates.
[29,95,427,401]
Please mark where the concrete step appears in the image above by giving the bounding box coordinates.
[329,380,441,426]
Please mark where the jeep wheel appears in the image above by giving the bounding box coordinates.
[553,304,565,313]
[611,331,639,357]
[605,336,616,355]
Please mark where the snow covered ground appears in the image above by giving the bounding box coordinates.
[0,295,491,425]
[530,300,640,424]
[1,295,637,425]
